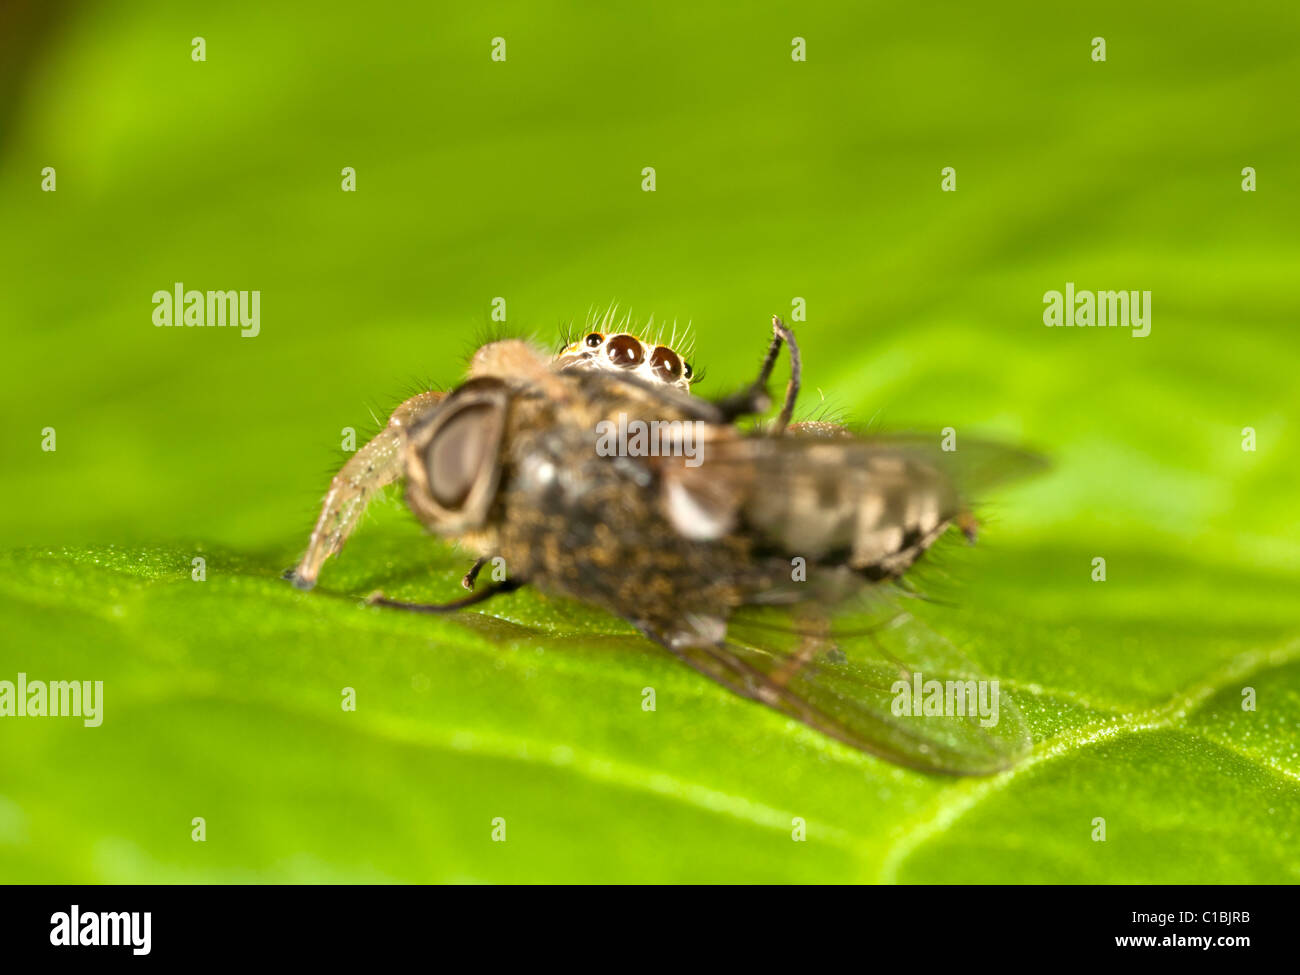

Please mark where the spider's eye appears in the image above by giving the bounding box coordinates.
[426,403,497,510]
[682,362,693,380]
[650,346,683,383]
[605,334,644,367]
[584,332,603,348]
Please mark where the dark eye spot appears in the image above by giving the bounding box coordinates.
[584,332,603,348]
[605,334,644,367]
[650,346,682,383]
[426,404,495,509]
[682,362,693,380]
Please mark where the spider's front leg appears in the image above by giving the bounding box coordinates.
[286,390,444,590]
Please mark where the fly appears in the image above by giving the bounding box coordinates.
[287,313,1044,774]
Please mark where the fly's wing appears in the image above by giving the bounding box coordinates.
[678,432,1047,505]
[654,596,1032,775]
[640,425,1042,771]
[654,431,1047,569]
[855,433,1049,496]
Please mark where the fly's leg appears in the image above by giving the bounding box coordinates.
[462,555,516,591]
[366,578,524,613]
[714,316,801,426]
[286,390,444,590]
[770,317,801,434]
[461,556,489,590]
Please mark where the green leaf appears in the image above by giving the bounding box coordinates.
[2,1,1298,883]
[1,517,1297,883]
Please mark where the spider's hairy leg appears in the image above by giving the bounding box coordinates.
[286,390,444,590]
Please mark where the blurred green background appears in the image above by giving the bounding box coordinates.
[1,1,1298,883]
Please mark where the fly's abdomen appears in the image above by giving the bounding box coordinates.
[691,438,964,582]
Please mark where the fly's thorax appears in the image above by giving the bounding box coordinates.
[487,388,756,625]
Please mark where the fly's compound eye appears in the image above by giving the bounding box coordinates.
[584,332,603,348]
[426,403,496,509]
[650,345,683,383]
[408,378,508,533]
[605,333,644,367]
